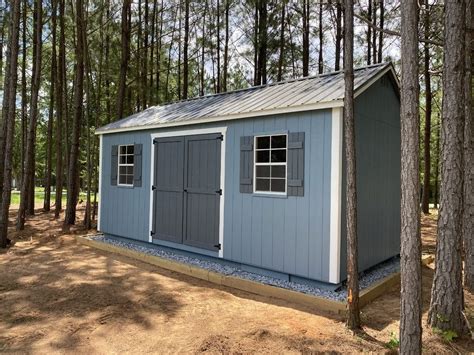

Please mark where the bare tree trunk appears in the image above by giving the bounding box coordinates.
[372,0,377,63]
[367,0,372,65]
[222,0,229,92]
[17,0,43,230]
[20,0,27,198]
[344,0,360,331]
[200,1,207,96]
[253,3,259,85]
[428,0,468,335]
[143,0,149,109]
[318,1,323,74]
[44,0,57,212]
[421,0,431,215]
[377,0,384,63]
[462,0,474,293]
[434,114,440,209]
[302,0,309,76]
[277,1,286,82]
[399,0,422,352]
[0,0,21,248]
[182,0,189,99]
[117,0,131,119]
[335,0,342,71]
[55,0,66,218]
[64,0,85,227]
[257,0,267,84]
[216,0,221,93]
[156,0,164,103]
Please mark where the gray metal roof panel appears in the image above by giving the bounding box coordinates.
[97,62,395,134]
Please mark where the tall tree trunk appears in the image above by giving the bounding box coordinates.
[377,0,384,63]
[216,0,221,93]
[156,0,164,103]
[0,0,21,248]
[344,0,360,331]
[253,3,259,85]
[399,0,422,352]
[372,1,377,63]
[136,0,142,111]
[277,1,286,82]
[64,0,85,227]
[117,0,131,119]
[20,0,27,197]
[318,1,323,74]
[434,114,440,209]
[222,0,229,92]
[44,0,57,212]
[463,0,474,293]
[428,0,468,335]
[143,0,149,108]
[257,0,267,84]
[421,0,431,215]
[302,0,309,76]
[367,0,372,65]
[182,0,189,99]
[200,1,207,96]
[55,0,66,218]
[334,0,342,71]
[17,0,43,230]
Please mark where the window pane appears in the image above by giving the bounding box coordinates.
[271,179,285,192]
[120,146,127,154]
[256,166,270,177]
[126,175,134,185]
[271,135,286,149]
[119,166,127,175]
[256,178,270,191]
[120,155,127,164]
[271,149,286,163]
[127,145,134,154]
[256,136,270,149]
[118,175,126,184]
[271,165,285,178]
[127,155,134,164]
[126,166,134,175]
[256,150,269,163]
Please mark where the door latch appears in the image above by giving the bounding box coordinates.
[216,189,222,195]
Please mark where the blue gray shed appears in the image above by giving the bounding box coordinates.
[96,62,401,288]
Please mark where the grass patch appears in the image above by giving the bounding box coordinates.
[10,188,88,206]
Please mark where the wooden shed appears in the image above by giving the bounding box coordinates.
[96,62,401,288]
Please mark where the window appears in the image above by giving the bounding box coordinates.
[254,134,287,194]
[118,145,134,186]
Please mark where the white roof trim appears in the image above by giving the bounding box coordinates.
[354,65,399,99]
[96,99,344,135]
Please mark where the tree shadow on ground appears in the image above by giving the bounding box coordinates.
[0,208,183,353]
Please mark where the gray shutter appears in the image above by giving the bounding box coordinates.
[240,136,254,193]
[134,143,143,187]
[287,132,305,196]
[111,145,118,186]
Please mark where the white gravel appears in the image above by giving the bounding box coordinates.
[92,235,399,302]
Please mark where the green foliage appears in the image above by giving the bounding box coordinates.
[432,327,458,342]
[386,331,400,350]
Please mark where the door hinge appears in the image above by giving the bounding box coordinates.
[150,231,155,237]
[217,134,223,141]
[214,243,221,250]
[216,189,222,195]
[153,139,158,144]
[152,185,156,191]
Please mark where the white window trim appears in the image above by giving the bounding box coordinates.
[253,133,288,196]
[117,144,135,187]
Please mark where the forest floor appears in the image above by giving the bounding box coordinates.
[0,206,473,354]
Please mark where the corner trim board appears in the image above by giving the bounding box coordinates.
[97,135,103,231]
[148,126,227,258]
[329,107,343,284]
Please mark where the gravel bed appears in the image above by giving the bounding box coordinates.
[92,235,399,302]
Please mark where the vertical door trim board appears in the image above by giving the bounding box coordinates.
[98,134,103,232]
[149,127,227,258]
[329,107,343,284]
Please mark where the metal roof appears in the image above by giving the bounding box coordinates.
[97,62,398,135]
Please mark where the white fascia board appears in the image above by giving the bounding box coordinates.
[329,107,343,284]
[97,135,103,231]
[96,100,344,135]
[354,65,399,99]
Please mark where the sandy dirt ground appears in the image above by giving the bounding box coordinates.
[0,206,473,354]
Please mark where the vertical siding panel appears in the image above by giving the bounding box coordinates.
[223,124,235,259]
[240,120,253,264]
[321,113,332,279]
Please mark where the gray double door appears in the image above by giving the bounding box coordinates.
[152,133,222,251]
